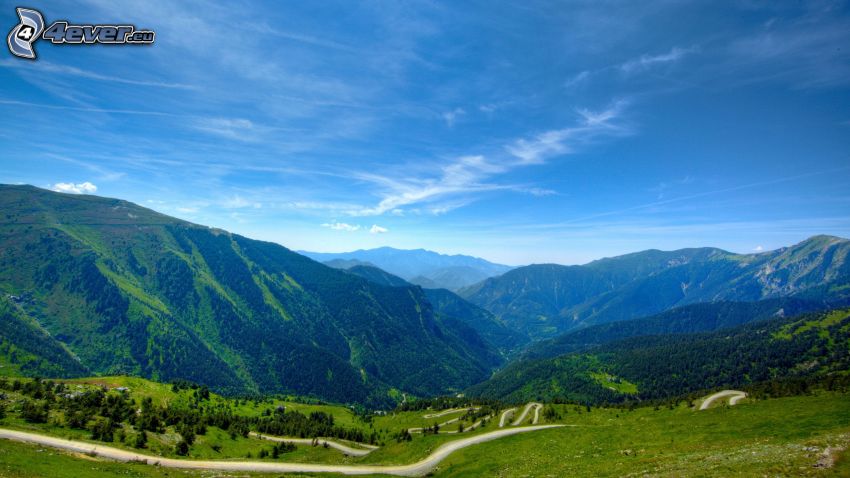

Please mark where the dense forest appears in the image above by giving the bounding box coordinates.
[460,236,850,338]
[467,309,850,404]
[0,377,376,457]
[522,297,841,360]
[0,185,503,407]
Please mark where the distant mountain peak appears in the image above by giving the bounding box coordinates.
[300,247,513,290]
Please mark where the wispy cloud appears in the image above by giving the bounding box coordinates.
[322,222,360,232]
[620,46,694,73]
[0,59,195,89]
[564,70,590,89]
[505,100,630,165]
[222,196,262,209]
[348,101,630,217]
[369,224,388,234]
[50,182,97,194]
[727,12,850,89]
[649,176,694,200]
[442,108,466,127]
[193,118,261,141]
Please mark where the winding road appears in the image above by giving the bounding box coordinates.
[250,432,378,456]
[699,390,747,410]
[422,407,478,419]
[0,425,562,476]
[511,403,543,426]
[498,407,517,427]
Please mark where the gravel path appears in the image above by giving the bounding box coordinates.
[0,425,561,476]
[699,390,747,410]
[250,432,378,456]
[498,407,517,427]
[511,403,542,426]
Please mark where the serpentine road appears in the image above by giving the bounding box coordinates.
[0,425,562,476]
[422,407,478,419]
[250,432,378,456]
[511,403,543,426]
[699,390,747,410]
[498,407,516,427]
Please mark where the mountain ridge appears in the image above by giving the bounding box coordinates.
[300,247,513,290]
[0,184,501,405]
[458,236,850,339]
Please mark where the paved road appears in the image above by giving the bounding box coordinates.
[699,390,747,410]
[0,425,562,476]
[250,432,378,456]
[511,403,542,426]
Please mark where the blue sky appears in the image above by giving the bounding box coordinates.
[2,0,849,265]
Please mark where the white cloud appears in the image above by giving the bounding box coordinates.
[369,224,388,234]
[620,47,693,73]
[0,59,195,89]
[322,222,360,232]
[506,100,630,165]
[51,182,97,194]
[442,107,466,127]
[222,195,262,209]
[753,245,764,252]
[350,155,506,216]
[564,70,590,89]
[194,117,259,141]
[349,101,630,217]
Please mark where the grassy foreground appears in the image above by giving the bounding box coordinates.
[1,388,849,476]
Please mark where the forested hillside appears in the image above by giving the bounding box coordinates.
[460,237,850,339]
[467,308,850,404]
[522,297,838,360]
[340,264,529,354]
[0,185,501,405]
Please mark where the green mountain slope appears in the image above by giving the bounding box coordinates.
[460,237,850,339]
[0,295,88,378]
[0,185,500,404]
[522,297,836,360]
[339,264,529,354]
[467,308,850,404]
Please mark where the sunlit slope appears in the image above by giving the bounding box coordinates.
[0,185,500,404]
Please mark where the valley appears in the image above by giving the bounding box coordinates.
[1,185,849,476]
[0,374,847,476]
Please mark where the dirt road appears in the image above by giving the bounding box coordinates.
[699,390,747,410]
[0,425,562,476]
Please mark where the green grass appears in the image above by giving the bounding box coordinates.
[434,391,850,477]
[3,375,850,476]
[590,372,638,394]
[774,309,850,340]
[0,438,339,478]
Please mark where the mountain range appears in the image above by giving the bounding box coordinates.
[458,237,850,339]
[0,185,502,406]
[466,306,850,404]
[2,184,849,409]
[300,247,513,290]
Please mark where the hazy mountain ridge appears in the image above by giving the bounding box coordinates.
[300,247,513,290]
[0,185,501,405]
[459,237,850,339]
